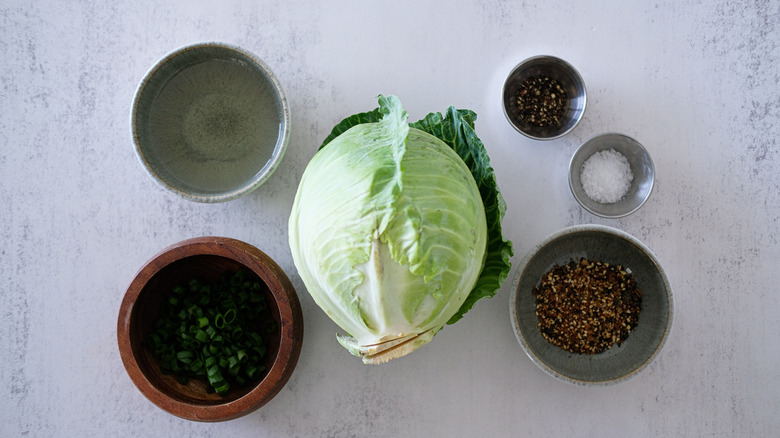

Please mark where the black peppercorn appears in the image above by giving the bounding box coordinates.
[515,76,568,128]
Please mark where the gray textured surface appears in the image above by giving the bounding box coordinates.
[2,1,778,436]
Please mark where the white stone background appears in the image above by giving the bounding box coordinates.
[2,1,778,436]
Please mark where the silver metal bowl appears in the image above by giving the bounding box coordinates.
[509,225,673,386]
[502,55,586,140]
[569,133,655,218]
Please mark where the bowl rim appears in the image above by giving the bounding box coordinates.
[509,224,674,386]
[131,42,291,203]
[117,236,303,421]
[502,54,587,141]
[568,132,656,218]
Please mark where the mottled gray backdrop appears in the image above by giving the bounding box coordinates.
[1,1,778,436]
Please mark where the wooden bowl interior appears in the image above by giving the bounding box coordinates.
[128,254,282,405]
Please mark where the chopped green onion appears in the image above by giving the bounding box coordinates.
[223,309,236,324]
[195,329,209,343]
[207,364,221,379]
[143,269,275,395]
[177,351,194,363]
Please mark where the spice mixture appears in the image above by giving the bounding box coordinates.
[533,258,642,355]
[515,76,568,127]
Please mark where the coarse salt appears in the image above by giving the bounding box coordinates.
[580,149,633,203]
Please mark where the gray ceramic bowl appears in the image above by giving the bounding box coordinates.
[509,225,673,386]
[132,43,290,203]
[569,133,655,218]
[502,55,586,140]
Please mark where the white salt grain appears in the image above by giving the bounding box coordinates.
[580,149,633,203]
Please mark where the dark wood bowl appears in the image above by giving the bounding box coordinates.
[117,236,303,421]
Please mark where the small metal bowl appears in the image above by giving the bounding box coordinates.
[569,133,655,218]
[502,55,586,140]
[510,225,673,386]
[117,237,304,421]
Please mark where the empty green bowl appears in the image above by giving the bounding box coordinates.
[132,43,290,202]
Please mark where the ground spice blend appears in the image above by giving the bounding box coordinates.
[533,258,642,355]
[515,75,568,127]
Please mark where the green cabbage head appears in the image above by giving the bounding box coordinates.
[289,95,512,363]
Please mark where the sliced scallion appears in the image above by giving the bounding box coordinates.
[144,269,276,395]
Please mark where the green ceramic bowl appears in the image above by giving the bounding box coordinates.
[132,43,290,202]
[510,225,673,386]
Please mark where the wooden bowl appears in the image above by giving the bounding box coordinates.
[117,237,303,421]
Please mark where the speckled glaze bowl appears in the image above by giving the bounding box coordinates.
[117,237,304,421]
[509,225,673,386]
[569,133,655,218]
[502,55,587,140]
[132,43,290,203]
